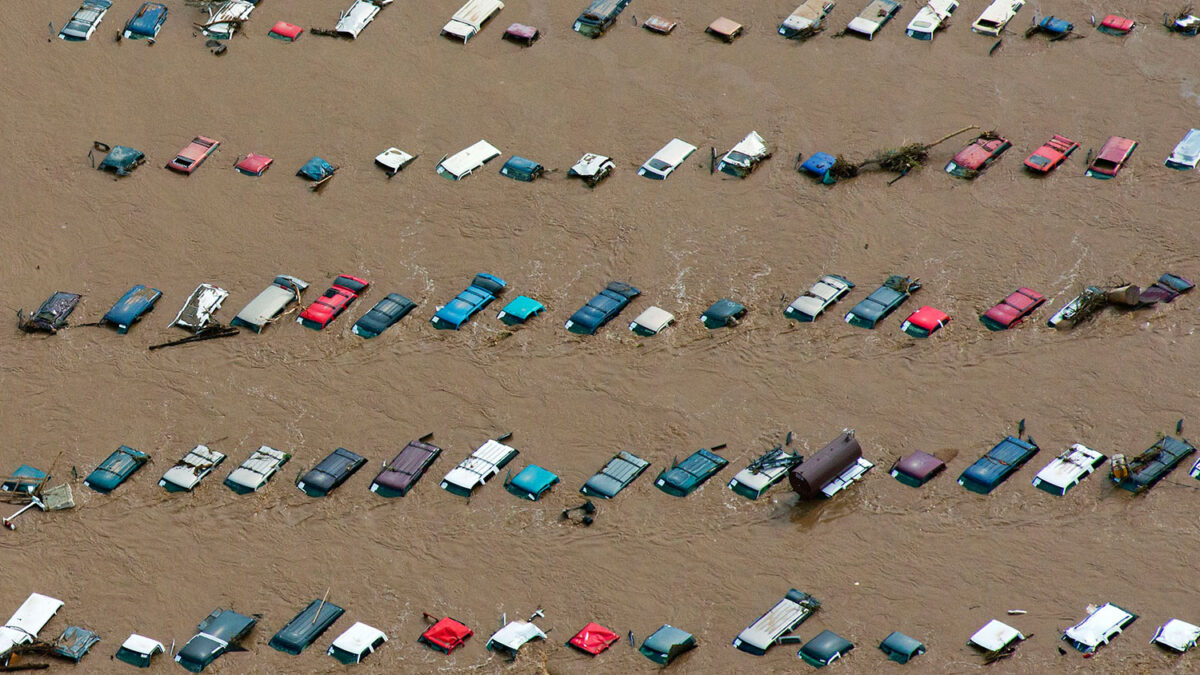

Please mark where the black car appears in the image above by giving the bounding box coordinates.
[352,293,416,338]
[175,609,256,673]
[297,448,366,497]
[269,599,345,655]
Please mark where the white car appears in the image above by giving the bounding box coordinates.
[0,593,64,658]
[1151,619,1200,653]
[1062,603,1137,654]
[224,446,290,494]
[170,283,228,332]
[972,0,1024,36]
[638,138,697,180]
[968,619,1024,652]
[485,621,545,658]
[1165,129,1200,170]
[198,0,255,39]
[328,622,387,664]
[231,275,308,333]
[159,445,226,492]
[846,0,902,39]
[1032,444,1106,496]
[441,0,504,42]
[784,275,855,322]
[336,0,391,39]
[568,153,615,186]
[440,438,519,497]
[779,0,836,38]
[374,147,416,176]
[629,306,675,336]
[716,131,771,178]
[59,0,112,41]
[436,140,501,180]
[115,634,166,668]
[906,0,958,40]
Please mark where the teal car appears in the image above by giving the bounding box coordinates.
[654,445,728,497]
[84,445,149,493]
[504,465,559,500]
[639,625,696,665]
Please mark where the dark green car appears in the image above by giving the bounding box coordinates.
[639,624,696,665]
[83,445,149,493]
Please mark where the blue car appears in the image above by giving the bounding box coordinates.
[431,273,506,329]
[123,2,167,40]
[505,465,559,500]
[564,282,640,334]
[84,445,149,493]
[958,436,1039,494]
[496,295,544,325]
[102,285,162,334]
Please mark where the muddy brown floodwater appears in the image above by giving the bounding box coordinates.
[2,1,1200,673]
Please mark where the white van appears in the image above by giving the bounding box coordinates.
[436,140,501,180]
[0,593,64,658]
[440,438,519,497]
[906,0,958,40]
[336,0,391,39]
[638,138,697,180]
[972,0,1023,36]
[441,0,504,42]
[779,0,836,38]
[846,0,901,39]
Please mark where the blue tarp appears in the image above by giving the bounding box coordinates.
[297,156,335,181]
[800,152,837,183]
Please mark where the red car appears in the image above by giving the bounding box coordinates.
[1098,14,1134,35]
[945,136,1011,179]
[298,275,369,330]
[900,306,950,338]
[1024,135,1079,173]
[1086,136,1137,179]
[166,136,220,174]
[980,287,1045,331]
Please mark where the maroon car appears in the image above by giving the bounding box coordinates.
[980,287,1045,331]
[166,136,220,174]
[945,135,1011,178]
[369,436,442,497]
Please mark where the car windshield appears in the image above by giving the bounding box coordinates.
[1027,155,1050,167]
[977,19,999,27]
[725,151,751,164]
[648,159,672,171]
[1091,159,1118,171]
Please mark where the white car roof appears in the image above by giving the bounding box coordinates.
[787,296,826,317]
[226,446,289,489]
[570,153,613,176]
[976,0,1022,23]
[443,439,516,489]
[235,278,305,328]
[121,634,165,656]
[1152,619,1200,652]
[727,131,767,158]
[450,0,504,26]
[487,621,545,651]
[783,0,829,30]
[1064,603,1135,648]
[337,0,382,37]
[735,591,816,651]
[161,445,225,489]
[650,138,697,166]
[0,593,64,657]
[820,457,874,497]
[907,1,956,31]
[331,622,387,654]
[438,140,501,178]
[630,306,675,333]
[1034,444,1104,489]
[375,147,414,171]
[729,463,788,492]
[969,620,1024,651]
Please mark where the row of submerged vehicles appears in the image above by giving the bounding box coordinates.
[7,436,1200,669]
[16,267,1194,344]
[40,415,1200,509]
[89,127,1200,190]
[5,590,1200,672]
[59,0,1193,46]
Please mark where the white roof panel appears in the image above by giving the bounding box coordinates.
[487,621,545,651]
[1152,619,1200,652]
[331,622,387,654]
[969,620,1024,651]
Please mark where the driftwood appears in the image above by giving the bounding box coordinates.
[829,125,980,181]
[310,27,342,37]
[148,325,239,351]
